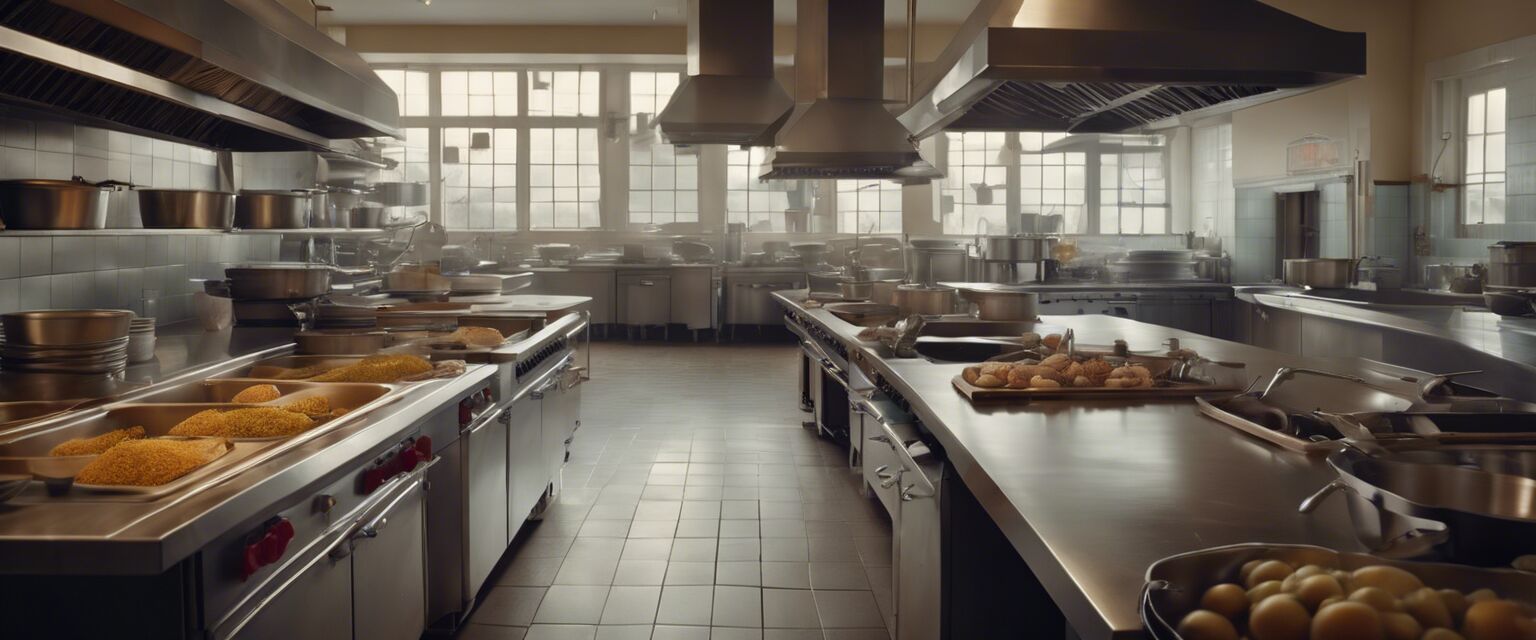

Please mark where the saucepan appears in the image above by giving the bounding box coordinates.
[0,177,132,230]
[1298,444,1536,566]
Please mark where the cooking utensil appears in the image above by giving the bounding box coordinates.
[1424,263,1480,291]
[225,264,333,300]
[955,285,1040,321]
[838,281,874,301]
[136,189,235,229]
[0,177,127,230]
[979,236,1055,262]
[892,284,955,316]
[1484,291,1536,316]
[235,190,311,229]
[825,302,901,327]
[349,205,386,228]
[1282,258,1359,289]
[2,310,133,346]
[1299,445,1536,565]
[293,330,387,355]
[1488,241,1536,288]
[1141,543,1536,640]
[371,181,428,207]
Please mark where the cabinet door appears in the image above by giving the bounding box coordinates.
[508,394,545,532]
[353,484,428,640]
[465,409,509,592]
[541,380,578,500]
[228,554,352,640]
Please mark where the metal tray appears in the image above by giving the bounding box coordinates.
[952,352,1241,402]
[71,439,240,497]
[1142,543,1536,640]
[130,379,396,407]
[1199,394,1536,454]
[224,353,446,382]
[0,384,400,482]
[0,399,85,431]
[1197,395,1345,454]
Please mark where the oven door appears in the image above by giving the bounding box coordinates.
[348,471,431,640]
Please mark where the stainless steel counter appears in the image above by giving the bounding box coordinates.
[1236,286,1536,398]
[773,289,1429,640]
[0,332,497,576]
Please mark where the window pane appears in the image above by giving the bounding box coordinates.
[627,72,698,224]
[835,179,902,233]
[1468,92,1486,135]
[1467,135,1485,174]
[529,127,600,229]
[376,69,430,117]
[1488,88,1507,133]
[726,147,796,232]
[441,128,517,230]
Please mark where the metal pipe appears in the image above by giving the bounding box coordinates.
[906,0,917,105]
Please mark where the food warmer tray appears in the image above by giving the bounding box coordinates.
[952,352,1241,402]
[1142,543,1536,640]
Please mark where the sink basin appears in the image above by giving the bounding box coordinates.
[912,337,1025,363]
[1300,288,1485,307]
[918,319,1069,338]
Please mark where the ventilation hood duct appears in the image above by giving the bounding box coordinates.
[760,0,930,181]
[901,0,1366,137]
[0,0,399,151]
[656,0,791,146]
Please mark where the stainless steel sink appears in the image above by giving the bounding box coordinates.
[917,318,1070,338]
[912,336,1023,363]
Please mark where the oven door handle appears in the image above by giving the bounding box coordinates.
[875,419,937,501]
[329,460,435,560]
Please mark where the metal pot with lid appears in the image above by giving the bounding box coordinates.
[1488,241,1536,289]
[0,177,131,230]
[236,190,314,229]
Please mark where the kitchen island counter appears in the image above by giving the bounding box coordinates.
[774,289,1426,639]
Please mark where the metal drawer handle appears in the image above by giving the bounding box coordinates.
[900,484,934,501]
[329,470,428,560]
[879,472,902,490]
[873,464,894,481]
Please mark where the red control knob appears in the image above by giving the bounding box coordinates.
[241,518,295,581]
[414,436,432,457]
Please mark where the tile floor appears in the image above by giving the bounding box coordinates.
[454,341,895,640]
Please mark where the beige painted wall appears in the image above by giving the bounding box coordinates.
[1409,0,1536,172]
[1233,0,1413,183]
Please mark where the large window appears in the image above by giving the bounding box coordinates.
[836,180,902,233]
[727,147,796,232]
[376,69,429,117]
[940,131,1169,235]
[529,127,601,229]
[941,132,1010,235]
[528,71,600,117]
[440,70,518,117]
[1017,132,1086,233]
[1192,123,1233,238]
[1100,141,1168,234]
[441,127,516,229]
[628,72,699,225]
[1464,85,1507,225]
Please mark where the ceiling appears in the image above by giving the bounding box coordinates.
[317,0,975,26]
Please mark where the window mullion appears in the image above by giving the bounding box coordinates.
[427,70,442,227]
[517,70,531,232]
[1086,148,1101,235]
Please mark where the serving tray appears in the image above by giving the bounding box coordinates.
[953,376,1238,401]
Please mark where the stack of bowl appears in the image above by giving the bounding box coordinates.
[128,317,156,363]
[0,310,134,374]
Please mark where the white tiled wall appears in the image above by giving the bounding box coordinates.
[0,116,279,323]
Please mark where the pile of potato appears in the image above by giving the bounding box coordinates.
[961,353,1150,389]
[1174,559,1536,640]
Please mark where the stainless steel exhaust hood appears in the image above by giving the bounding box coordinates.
[901,0,1366,137]
[656,0,792,146]
[0,0,399,151]
[760,0,928,181]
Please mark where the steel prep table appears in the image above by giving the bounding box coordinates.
[773,288,1442,639]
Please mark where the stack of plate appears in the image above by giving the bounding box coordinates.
[1,310,134,374]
